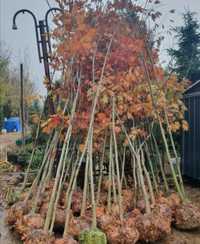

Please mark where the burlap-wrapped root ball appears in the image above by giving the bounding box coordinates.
[135,204,172,242]
[15,213,44,240]
[39,202,66,228]
[98,214,139,244]
[24,229,55,244]
[174,202,200,230]
[6,201,30,225]
[157,193,181,217]
[68,216,91,238]
[54,236,78,244]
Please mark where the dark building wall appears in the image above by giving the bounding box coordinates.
[182,93,200,180]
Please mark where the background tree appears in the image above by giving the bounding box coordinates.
[168,11,200,83]
[0,51,10,127]
[0,46,40,129]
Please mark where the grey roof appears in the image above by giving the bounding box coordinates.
[184,80,200,94]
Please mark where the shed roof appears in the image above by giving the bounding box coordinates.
[185,80,200,95]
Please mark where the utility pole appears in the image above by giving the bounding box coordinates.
[20,63,25,147]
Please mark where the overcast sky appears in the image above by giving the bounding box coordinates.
[0,0,55,94]
[0,0,200,94]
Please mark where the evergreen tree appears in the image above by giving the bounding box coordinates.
[168,11,200,83]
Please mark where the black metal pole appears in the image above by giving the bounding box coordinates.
[39,20,51,81]
[39,20,55,114]
[12,8,62,116]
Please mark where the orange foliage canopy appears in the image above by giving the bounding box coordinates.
[42,0,188,146]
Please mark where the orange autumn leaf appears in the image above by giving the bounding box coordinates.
[42,115,62,134]
[79,144,85,153]
[182,120,189,131]
[169,121,181,132]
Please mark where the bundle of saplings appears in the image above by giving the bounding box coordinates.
[7,0,200,243]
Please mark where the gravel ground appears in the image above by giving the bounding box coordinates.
[0,132,21,147]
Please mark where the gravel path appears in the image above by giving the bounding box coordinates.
[0,206,21,244]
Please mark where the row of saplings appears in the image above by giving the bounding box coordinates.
[6,177,200,244]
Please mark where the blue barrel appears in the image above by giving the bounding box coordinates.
[3,117,22,132]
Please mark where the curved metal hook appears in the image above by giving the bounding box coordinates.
[12,9,38,29]
[45,8,63,54]
[45,7,63,23]
[12,9,42,62]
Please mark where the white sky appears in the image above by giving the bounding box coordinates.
[0,0,200,94]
